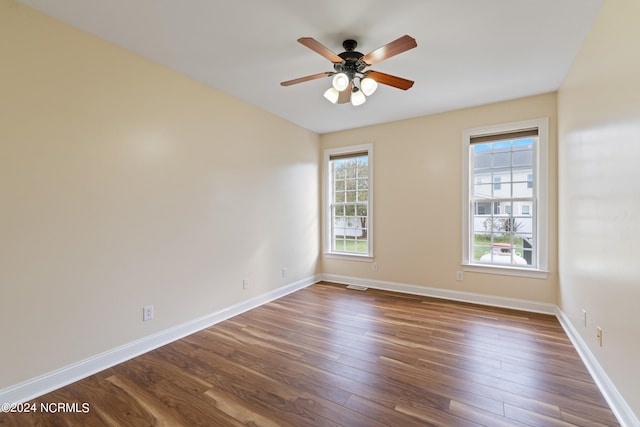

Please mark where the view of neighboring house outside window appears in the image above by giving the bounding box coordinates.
[462,118,548,277]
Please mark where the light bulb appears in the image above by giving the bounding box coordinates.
[360,77,378,96]
[351,89,366,106]
[323,87,339,104]
[332,73,349,91]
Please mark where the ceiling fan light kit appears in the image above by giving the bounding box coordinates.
[323,87,340,104]
[350,87,366,106]
[360,77,378,97]
[332,73,350,91]
[281,35,417,107]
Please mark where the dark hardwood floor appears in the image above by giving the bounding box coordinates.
[0,282,619,426]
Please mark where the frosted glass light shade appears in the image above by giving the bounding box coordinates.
[351,89,366,106]
[332,73,350,91]
[323,87,339,104]
[360,77,378,96]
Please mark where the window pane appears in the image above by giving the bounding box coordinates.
[473,150,491,172]
[521,235,535,265]
[513,138,533,151]
[338,236,368,254]
[493,140,511,150]
[474,202,492,216]
[513,149,532,167]
[501,217,520,233]
[496,178,512,198]
[514,216,533,235]
[345,205,355,216]
[346,162,357,178]
[474,183,493,198]
[356,159,368,177]
[493,152,511,168]
[473,233,492,262]
[511,201,530,216]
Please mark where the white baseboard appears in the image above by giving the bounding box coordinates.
[321,274,557,314]
[556,309,640,427]
[0,275,319,405]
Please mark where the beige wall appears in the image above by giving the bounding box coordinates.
[321,93,558,303]
[558,0,640,418]
[0,5,319,389]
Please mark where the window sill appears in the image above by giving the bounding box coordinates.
[324,252,374,262]
[462,263,548,279]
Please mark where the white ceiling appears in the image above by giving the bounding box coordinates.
[19,0,603,134]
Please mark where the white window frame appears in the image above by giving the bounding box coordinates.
[461,118,548,278]
[323,144,374,261]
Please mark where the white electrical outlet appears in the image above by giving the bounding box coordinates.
[282,268,287,278]
[582,309,587,327]
[456,271,464,281]
[143,305,154,321]
[243,279,249,290]
[372,263,379,271]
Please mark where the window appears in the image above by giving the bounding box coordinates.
[462,119,548,277]
[324,144,373,258]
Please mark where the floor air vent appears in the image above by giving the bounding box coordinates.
[346,284,368,291]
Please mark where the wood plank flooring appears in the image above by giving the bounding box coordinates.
[0,282,620,426]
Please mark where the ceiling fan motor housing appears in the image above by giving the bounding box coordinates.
[335,39,366,79]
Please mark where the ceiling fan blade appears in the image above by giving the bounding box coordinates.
[280,72,333,86]
[360,35,417,66]
[298,37,344,63]
[337,83,352,104]
[366,71,414,90]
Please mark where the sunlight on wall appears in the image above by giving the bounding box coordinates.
[564,122,640,281]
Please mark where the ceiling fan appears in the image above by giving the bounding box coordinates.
[281,35,417,106]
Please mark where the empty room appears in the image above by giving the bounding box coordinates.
[1,0,638,426]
